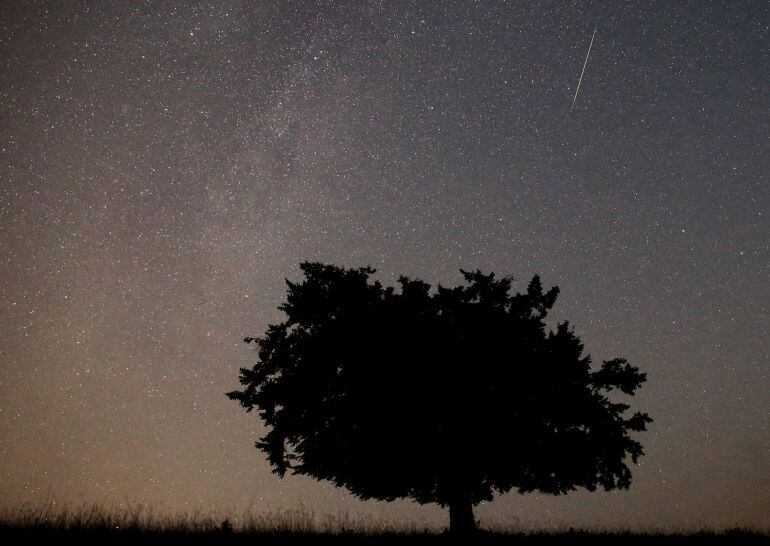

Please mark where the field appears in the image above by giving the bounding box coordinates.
[0,504,766,545]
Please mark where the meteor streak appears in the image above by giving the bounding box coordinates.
[571,24,597,113]
[97,158,139,182]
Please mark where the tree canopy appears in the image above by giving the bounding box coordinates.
[228,262,651,533]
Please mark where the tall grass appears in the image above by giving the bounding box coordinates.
[0,503,766,545]
[0,502,220,533]
[0,502,437,535]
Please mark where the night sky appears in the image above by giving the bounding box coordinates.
[1,0,768,532]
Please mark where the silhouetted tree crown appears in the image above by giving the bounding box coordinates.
[229,262,651,533]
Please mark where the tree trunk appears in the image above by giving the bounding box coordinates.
[448,496,476,534]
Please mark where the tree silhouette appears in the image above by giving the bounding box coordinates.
[228,262,651,534]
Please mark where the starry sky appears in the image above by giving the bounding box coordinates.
[1,0,768,532]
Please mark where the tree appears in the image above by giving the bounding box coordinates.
[228,262,651,534]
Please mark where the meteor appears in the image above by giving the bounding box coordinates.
[571,24,598,113]
[97,158,139,182]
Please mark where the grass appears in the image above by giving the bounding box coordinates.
[0,503,766,545]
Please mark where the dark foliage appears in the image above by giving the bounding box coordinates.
[229,263,652,532]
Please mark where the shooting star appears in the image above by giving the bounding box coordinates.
[96,158,139,183]
[570,24,598,113]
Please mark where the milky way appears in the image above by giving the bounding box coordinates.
[0,1,767,531]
